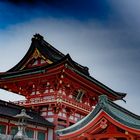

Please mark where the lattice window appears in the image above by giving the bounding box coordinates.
[73,89,85,102]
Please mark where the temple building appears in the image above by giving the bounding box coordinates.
[0,34,140,140]
[0,99,54,140]
[56,95,140,140]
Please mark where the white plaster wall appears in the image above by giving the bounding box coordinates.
[48,128,53,140]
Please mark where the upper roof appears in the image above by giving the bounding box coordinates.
[56,95,140,136]
[7,34,89,76]
[0,34,126,100]
[0,99,54,127]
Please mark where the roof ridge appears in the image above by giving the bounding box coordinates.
[99,95,140,119]
[109,99,140,119]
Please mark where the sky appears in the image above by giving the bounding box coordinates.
[0,0,140,114]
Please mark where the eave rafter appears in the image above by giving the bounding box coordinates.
[57,93,140,139]
[0,64,65,96]
[64,64,126,101]
[58,110,140,140]
[57,111,106,139]
[64,66,116,101]
[0,47,124,101]
[102,111,140,135]
[0,61,121,110]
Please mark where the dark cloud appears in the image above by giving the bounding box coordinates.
[7,0,35,4]
[0,0,140,114]
[5,0,115,21]
[40,0,113,20]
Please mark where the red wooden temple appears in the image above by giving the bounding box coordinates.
[0,34,140,140]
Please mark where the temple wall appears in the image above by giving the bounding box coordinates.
[0,116,51,140]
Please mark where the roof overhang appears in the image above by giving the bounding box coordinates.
[56,95,140,139]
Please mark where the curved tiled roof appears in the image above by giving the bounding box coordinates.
[7,34,89,76]
[0,34,126,100]
[56,95,140,136]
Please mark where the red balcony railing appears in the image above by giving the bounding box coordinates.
[14,93,92,113]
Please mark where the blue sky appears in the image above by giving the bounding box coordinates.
[0,0,140,114]
[0,0,113,22]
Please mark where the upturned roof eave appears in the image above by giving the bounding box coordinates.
[3,34,89,77]
[0,55,125,100]
[66,65,126,100]
[7,34,65,72]
[0,54,87,79]
[56,95,140,136]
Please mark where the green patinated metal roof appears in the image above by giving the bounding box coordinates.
[107,98,140,128]
[56,95,140,136]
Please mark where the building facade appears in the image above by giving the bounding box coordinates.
[57,95,140,140]
[0,99,54,140]
[0,34,139,140]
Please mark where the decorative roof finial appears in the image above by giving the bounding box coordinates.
[98,95,108,109]
[32,33,44,41]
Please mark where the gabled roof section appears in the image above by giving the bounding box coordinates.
[7,34,89,76]
[66,65,126,100]
[0,99,54,127]
[0,52,125,100]
[0,34,125,100]
[56,95,140,136]
[8,34,65,72]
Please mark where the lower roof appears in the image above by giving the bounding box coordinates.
[56,95,140,136]
[0,99,54,128]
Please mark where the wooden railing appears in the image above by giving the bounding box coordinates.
[61,95,91,111]
[14,93,91,112]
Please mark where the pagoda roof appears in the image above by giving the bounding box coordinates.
[0,34,126,100]
[0,99,54,128]
[0,54,126,100]
[56,95,140,137]
[7,34,89,76]
[66,65,126,100]
[0,54,88,79]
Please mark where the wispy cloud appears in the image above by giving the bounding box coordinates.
[0,1,140,114]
